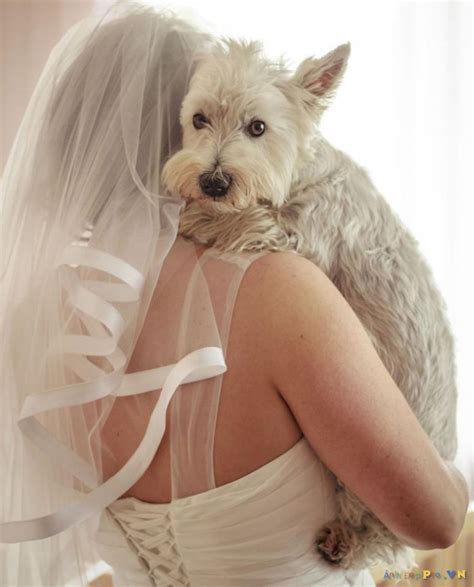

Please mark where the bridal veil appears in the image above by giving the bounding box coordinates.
[0,2,226,584]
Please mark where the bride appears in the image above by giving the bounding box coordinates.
[0,2,467,586]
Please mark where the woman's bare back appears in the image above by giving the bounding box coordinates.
[102,248,303,503]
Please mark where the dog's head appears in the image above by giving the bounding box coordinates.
[162,39,350,211]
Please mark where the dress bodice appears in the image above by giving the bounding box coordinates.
[94,436,375,586]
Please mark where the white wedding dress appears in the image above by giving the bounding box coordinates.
[93,237,376,586]
[95,437,375,586]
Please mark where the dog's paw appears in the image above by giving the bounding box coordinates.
[315,522,352,567]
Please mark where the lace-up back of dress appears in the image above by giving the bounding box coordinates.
[109,505,190,586]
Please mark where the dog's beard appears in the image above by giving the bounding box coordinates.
[162,133,299,205]
[178,197,294,253]
[163,153,279,211]
[176,180,255,213]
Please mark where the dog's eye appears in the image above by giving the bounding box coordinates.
[247,120,266,137]
[193,113,209,129]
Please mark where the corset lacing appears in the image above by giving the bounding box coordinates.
[109,507,190,587]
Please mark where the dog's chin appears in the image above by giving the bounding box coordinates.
[182,192,244,213]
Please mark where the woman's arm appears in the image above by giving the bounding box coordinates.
[250,252,469,550]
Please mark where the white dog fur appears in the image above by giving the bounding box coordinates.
[162,39,458,570]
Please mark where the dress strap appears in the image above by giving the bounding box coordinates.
[169,241,273,499]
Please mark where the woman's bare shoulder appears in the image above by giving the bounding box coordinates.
[238,250,339,329]
[241,250,330,298]
[246,250,323,275]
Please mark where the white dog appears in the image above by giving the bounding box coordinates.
[162,40,458,570]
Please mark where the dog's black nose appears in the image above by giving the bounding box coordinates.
[199,172,232,198]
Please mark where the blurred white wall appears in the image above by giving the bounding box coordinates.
[0,0,95,174]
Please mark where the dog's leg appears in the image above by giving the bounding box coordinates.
[316,482,417,570]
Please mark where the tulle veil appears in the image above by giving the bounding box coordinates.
[0,2,226,584]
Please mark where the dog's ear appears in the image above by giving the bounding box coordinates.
[291,43,350,115]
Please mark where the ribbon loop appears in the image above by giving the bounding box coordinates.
[0,245,226,544]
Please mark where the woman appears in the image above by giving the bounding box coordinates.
[94,237,468,586]
[0,2,468,586]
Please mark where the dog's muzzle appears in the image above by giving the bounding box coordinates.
[199,172,232,198]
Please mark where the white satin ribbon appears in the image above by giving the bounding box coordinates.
[0,244,226,544]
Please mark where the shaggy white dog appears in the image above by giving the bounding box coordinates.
[162,40,458,570]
